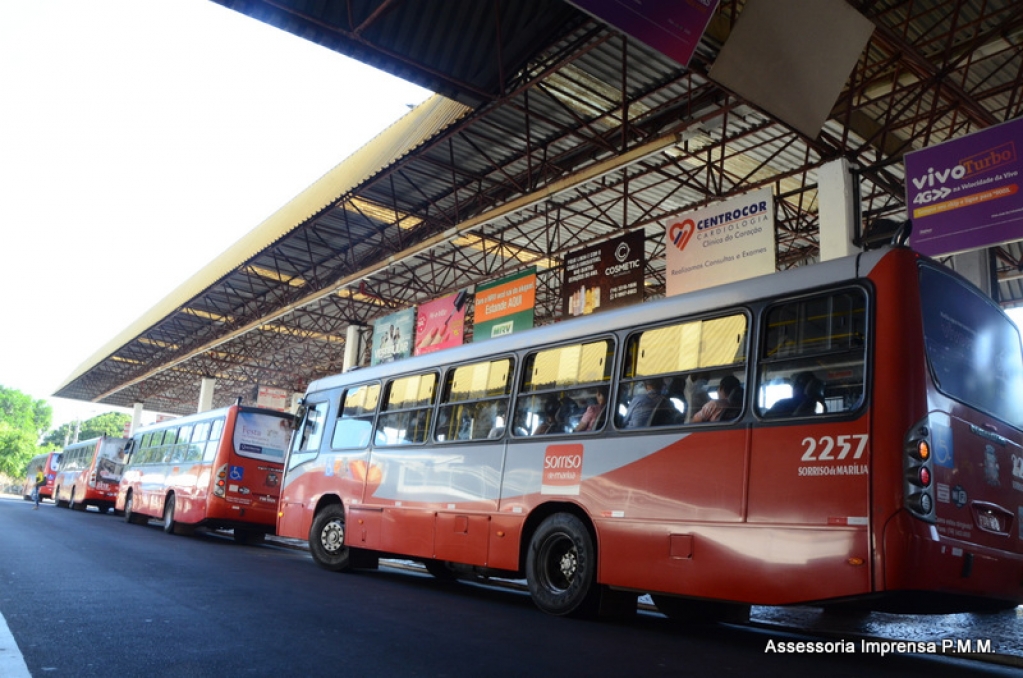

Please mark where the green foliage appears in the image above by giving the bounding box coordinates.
[0,385,52,477]
[0,385,52,437]
[43,411,131,448]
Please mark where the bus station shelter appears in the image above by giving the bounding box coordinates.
[54,0,1023,416]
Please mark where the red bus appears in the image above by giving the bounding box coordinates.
[278,246,1023,618]
[53,437,128,513]
[116,404,293,544]
[22,450,62,501]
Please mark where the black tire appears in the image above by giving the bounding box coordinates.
[526,513,599,617]
[233,529,266,546]
[124,493,147,525]
[652,594,750,624]
[423,559,459,582]
[54,487,67,508]
[309,504,351,571]
[162,495,177,534]
[69,490,86,511]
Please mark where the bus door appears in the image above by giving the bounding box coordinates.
[746,289,871,605]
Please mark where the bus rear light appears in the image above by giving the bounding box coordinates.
[214,464,228,497]
[918,467,931,487]
[915,440,930,461]
[904,417,936,523]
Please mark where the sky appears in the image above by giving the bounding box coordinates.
[0,0,431,430]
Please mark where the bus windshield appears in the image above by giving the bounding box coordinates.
[920,264,1023,428]
[233,411,292,462]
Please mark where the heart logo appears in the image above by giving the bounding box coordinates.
[668,219,695,252]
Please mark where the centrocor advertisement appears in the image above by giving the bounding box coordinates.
[371,308,415,365]
[664,187,775,297]
[905,116,1023,257]
[415,290,469,356]
[562,230,645,317]
[234,412,291,461]
[473,268,536,341]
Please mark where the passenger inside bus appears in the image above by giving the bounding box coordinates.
[621,379,667,428]
[573,388,607,432]
[691,375,743,423]
[765,371,826,417]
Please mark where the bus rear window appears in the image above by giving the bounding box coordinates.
[920,265,1023,428]
[233,411,292,462]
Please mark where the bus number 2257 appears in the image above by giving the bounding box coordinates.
[801,434,869,462]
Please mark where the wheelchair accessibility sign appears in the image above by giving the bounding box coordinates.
[229,466,244,481]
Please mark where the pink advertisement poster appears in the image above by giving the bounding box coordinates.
[414,290,469,356]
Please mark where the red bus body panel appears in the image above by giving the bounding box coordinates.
[279,247,1023,610]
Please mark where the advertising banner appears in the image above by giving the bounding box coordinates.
[905,117,1023,257]
[473,268,536,341]
[415,289,469,356]
[665,187,776,296]
[371,308,415,365]
[256,385,289,412]
[563,229,645,317]
[568,0,719,67]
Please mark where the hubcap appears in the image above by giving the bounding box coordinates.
[321,519,344,554]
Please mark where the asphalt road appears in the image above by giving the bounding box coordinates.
[0,496,1018,677]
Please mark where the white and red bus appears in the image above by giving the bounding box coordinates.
[116,404,293,544]
[278,245,1023,618]
[22,450,62,502]
[53,437,128,513]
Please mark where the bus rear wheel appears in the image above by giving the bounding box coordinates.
[162,495,177,534]
[309,504,351,572]
[124,493,147,525]
[526,513,599,617]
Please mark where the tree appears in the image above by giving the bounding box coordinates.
[0,385,51,438]
[0,385,53,478]
[43,411,131,448]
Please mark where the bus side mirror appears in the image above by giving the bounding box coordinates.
[292,401,307,429]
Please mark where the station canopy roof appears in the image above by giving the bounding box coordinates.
[56,0,1023,415]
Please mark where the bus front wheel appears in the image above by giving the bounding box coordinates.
[526,513,599,617]
[309,504,351,572]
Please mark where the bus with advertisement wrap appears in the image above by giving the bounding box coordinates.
[278,245,1023,618]
[116,404,293,544]
[22,450,62,502]
[53,437,128,513]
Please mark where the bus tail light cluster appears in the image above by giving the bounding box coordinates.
[88,472,97,488]
[904,419,936,522]
[214,464,228,498]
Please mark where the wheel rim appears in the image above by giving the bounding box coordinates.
[537,530,577,593]
[320,518,344,554]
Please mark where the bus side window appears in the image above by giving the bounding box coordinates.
[617,313,748,428]
[332,384,380,449]
[289,401,330,470]
[377,374,437,446]
[204,418,225,462]
[514,340,613,436]
[757,290,867,418]
[435,358,513,442]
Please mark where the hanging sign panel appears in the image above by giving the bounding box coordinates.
[473,268,536,341]
[415,290,469,356]
[562,230,645,317]
[664,187,775,297]
[905,117,1023,257]
[371,308,415,365]
[568,0,719,67]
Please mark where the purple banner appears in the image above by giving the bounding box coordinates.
[568,0,719,67]
[905,117,1023,257]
